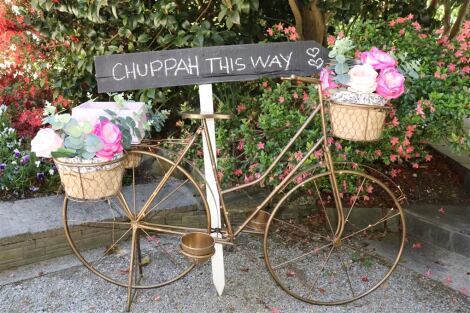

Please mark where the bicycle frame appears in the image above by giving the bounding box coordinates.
[137,77,346,243]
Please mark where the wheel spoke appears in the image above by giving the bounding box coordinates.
[66,220,131,227]
[140,179,190,220]
[306,245,335,295]
[273,241,333,270]
[344,177,367,223]
[313,179,335,237]
[338,252,356,297]
[92,227,132,267]
[140,228,183,269]
[341,211,401,242]
[272,216,332,243]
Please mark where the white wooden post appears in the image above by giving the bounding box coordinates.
[199,84,225,296]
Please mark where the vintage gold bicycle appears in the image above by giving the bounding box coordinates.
[61,76,406,310]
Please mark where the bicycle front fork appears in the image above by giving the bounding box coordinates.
[324,150,346,241]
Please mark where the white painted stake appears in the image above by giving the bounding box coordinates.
[199,84,225,296]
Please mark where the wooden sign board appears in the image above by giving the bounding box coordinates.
[95,41,328,93]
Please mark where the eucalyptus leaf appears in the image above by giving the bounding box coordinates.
[335,63,348,75]
[85,134,103,152]
[81,121,93,133]
[336,74,350,85]
[57,114,71,124]
[335,54,346,63]
[65,124,83,138]
[64,136,84,150]
[134,128,142,139]
[104,109,117,117]
[80,150,96,159]
[51,147,77,158]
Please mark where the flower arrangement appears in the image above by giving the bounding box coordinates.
[321,36,406,105]
[31,104,133,161]
[29,106,137,200]
[320,37,407,141]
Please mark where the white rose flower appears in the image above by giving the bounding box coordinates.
[31,128,64,158]
[347,64,378,94]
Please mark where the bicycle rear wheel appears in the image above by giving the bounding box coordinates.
[63,150,211,289]
[263,170,405,304]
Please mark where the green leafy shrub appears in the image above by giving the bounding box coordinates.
[26,0,260,105]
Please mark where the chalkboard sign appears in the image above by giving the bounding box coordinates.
[95,41,328,93]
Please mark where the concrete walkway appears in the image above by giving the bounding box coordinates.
[0,233,468,313]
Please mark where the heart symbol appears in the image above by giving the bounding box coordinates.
[306,47,320,58]
[308,58,324,69]
[306,47,324,69]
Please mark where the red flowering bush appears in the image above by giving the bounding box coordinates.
[0,0,70,138]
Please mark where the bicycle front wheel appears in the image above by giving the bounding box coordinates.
[264,170,406,304]
[63,150,211,289]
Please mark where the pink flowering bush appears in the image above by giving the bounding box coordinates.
[265,23,300,42]
[178,18,468,190]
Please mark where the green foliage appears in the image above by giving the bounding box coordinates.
[28,0,260,105]
[328,37,355,84]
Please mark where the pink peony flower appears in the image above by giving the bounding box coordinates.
[347,64,378,94]
[319,67,338,93]
[92,119,123,160]
[376,67,405,99]
[267,28,273,36]
[361,47,397,70]
[31,128,64,158]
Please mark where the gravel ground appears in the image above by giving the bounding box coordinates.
[0,233,469,313]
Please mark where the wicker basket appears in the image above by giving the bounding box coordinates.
[54,155,125,201]
[330,102,389,141]
[122,152,143,169]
